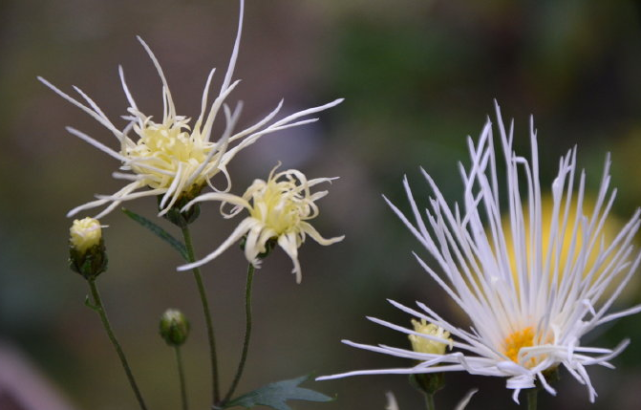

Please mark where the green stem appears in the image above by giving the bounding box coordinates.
[174,346,189,410]
[181,226,221,404]
[424,392,436,410]
[223,264,255,403]
[87,280,148,410]
[527,388,538,410]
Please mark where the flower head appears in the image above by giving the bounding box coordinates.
[39,0,342,219]
[318,102,641,402]
[178,165,344,283]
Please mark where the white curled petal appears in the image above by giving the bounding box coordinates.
[177,218,257,272]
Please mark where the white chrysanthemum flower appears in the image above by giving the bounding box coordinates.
[39,0,342,219]
[177,165,344,283]
[319,102,641,402]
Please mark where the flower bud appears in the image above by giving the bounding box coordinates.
[408,319,452,396]
[408,319,452,355]
[159,309,190,347]
[69,217,107,280]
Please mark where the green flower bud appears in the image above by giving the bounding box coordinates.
[159,309,190,346]
[69,218,108,280]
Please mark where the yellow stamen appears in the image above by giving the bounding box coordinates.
[504,326,535,364]
[246,168,315,237]
[127,119,214,189]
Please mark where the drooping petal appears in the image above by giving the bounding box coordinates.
[177,217,257,271]
[278,232,302,283]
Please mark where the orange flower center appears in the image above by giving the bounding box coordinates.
[504,326,535,364]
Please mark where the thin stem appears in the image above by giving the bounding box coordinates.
[87,280,148,410]
[223,264,255,403]
[174,346,189,410]
[424,392,436,410]
[181,226,221,404]
[527,388,538,410]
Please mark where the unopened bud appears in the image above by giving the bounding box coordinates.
[408,319,452,396]
[408,319,452,355]
[70,217,102,252]
[69,218,107,280]
[159,309,190,346]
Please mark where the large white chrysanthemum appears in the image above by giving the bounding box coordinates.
[177,165,344,283]
[39,0,341,219]
[319,102,641,402]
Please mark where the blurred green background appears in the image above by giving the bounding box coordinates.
[2,0,641,409]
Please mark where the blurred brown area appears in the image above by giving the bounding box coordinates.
[1,0,641,409]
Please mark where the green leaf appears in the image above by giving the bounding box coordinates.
[223,374,334,410]
[122,208,189,261]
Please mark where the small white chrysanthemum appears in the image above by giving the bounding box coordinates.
[69,217,103,253]
[39,0,341,219]
[319,102,641,402]
[177,165,344,283]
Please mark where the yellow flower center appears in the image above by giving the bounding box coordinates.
[504,326,537,365]
[249,176,310,236]
[126,119,214,189]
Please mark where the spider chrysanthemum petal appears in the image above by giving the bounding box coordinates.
[319,102,641,403]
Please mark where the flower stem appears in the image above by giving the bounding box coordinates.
[223,264,255,403]
[87,279,148,410]
[527,388,538,410]
[174,346,189,410]
[424,392,436,410]
[181,226,221,404]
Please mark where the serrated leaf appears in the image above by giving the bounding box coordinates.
[122,208,189,261]
[223,374,333,410]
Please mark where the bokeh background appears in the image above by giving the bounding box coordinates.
[2,0,641,409]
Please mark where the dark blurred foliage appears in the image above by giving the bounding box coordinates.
[1,0,641,409]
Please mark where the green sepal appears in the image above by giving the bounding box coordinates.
[222,374,334,410]
[240,236,277,260]
[158,184,204,228]
[122,208,189,261]
[409,372,445,396]
[542,366,560,384]
[69,239,108,280]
